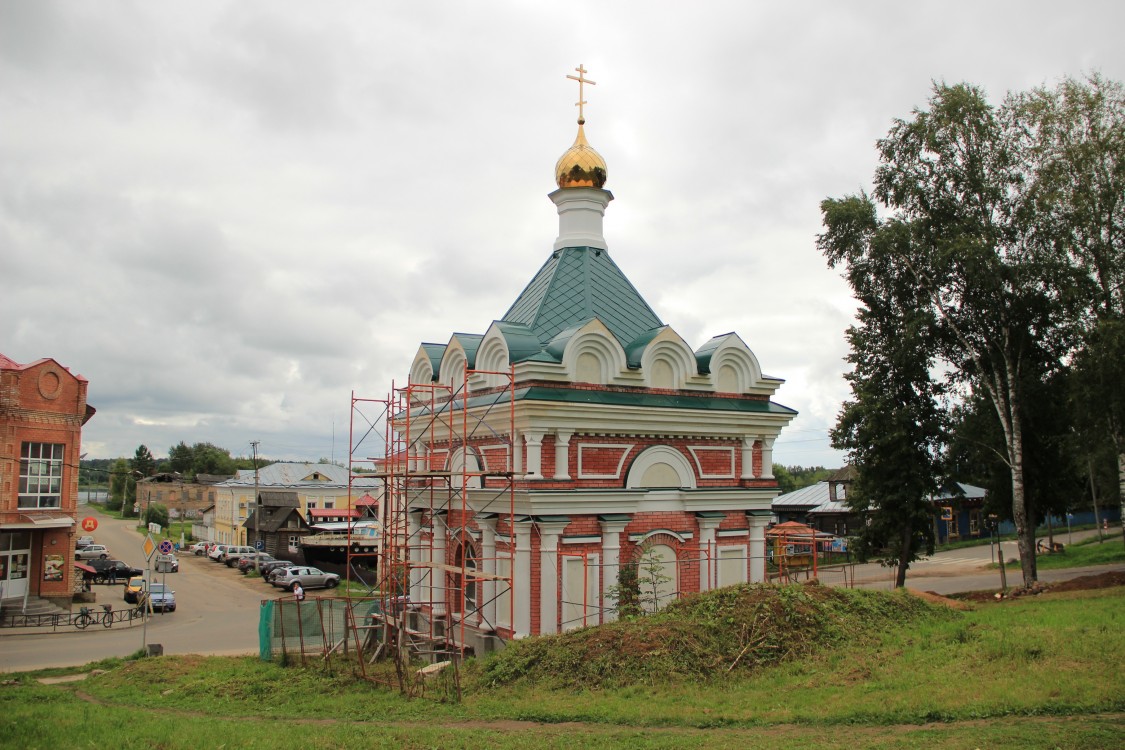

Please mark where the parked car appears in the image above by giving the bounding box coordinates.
[76,544,111,560]
[258,559,296,580]
[155,553,179,573]
[235,553,276,572]
[88,559,144,584]
[188,542,210,556]
[269,566,340,591]
[142,582,176,613]
[76,535,95,549]
[209,544,256,563]
[123,576,147,603]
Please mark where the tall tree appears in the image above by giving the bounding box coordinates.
[168,442,193,474]
[821,203,945,587]
[1070,319,1125,549]
[1019,74,1125,535]
[837,82,1081,585]
[131,444,156,478]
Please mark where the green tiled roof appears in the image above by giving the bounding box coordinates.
[416,386,798,416]
[451,333,483,368]
[501,246,663,350]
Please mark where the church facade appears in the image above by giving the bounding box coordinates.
[388,68,795,652]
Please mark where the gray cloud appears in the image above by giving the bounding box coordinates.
[3,1,1122,468]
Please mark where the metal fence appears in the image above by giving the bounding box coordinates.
[0,603,146,631]
[259,596,382,664]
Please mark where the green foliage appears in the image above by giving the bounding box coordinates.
[143,503,170,529]
[109,457,129,506]
[131,444,156,478]
[821,76,1125,585]
[820,198,945,586]
[608,548,641,619]
[166,441,239,478]
[773,465,831,495]
[479,582,949,689]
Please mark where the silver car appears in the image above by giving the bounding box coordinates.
[75,544,110,560]
[269,566,340,591]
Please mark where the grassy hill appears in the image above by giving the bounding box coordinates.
[3,582,1123,749]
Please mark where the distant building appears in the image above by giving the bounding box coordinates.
[206,462,379,545]
[0,354,95,608]
[136,472,233,521]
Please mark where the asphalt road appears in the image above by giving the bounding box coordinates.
[0,505,279,672]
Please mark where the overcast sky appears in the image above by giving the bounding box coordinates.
[3,1,1122,468]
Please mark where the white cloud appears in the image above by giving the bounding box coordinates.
[2,1,1122,467]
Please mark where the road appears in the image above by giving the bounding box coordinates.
[0,506,279,672]
[815,528,1125,594]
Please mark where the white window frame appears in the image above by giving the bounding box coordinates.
[561,553,600,630]
[18,443,64,509]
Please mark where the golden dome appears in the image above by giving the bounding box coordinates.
[555,121,607,189]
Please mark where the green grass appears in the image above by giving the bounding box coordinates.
[3,585,1123,748]
[1035,533,1125,570]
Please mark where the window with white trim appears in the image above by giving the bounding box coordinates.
[18,443,64,509]
[562,554,600,630]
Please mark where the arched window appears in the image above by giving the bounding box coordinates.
[452,540,478,615]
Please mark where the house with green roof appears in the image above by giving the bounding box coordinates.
[393,68,796,651]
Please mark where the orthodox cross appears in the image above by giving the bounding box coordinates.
[567,64,596,123]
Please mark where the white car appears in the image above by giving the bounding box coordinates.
[76,544,110,560]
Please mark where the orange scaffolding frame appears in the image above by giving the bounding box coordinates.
[345,365,516,695]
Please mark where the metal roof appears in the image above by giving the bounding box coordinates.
[501,246,663,352]
[772,481,831,508]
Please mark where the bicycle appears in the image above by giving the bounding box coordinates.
[74,604,115,630]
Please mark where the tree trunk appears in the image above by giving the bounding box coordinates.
[1088,457,1104,542]
[894,521,911,588]
[1009,381,1037,585]
[1119,451,1125,553]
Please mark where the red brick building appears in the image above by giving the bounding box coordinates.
[385,70,796,653]
[0,354,94,608]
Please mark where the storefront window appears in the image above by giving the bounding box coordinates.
[19,442,64,509]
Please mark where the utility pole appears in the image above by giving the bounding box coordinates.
[251,441,261,574]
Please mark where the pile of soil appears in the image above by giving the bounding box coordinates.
[953,570,1125,602]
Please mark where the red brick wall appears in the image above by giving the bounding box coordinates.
[0,358,89,602]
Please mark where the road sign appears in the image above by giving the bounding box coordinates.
[254,539,264,550]
[142,535,156,560]
[80,516,98,533]
[158,540,174,555]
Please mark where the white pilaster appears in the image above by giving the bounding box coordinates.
[760,437,775,479]
[748,514,770,583]
[537,520,569,636]
[478,517,498,631]
[408,510,424,603]
[513,520,533,638]
[524,430,545,479]
[741,436,757,480]
[697,516,722,592]
[554,430,573,480]
[431,512,447,616]
[598,518,629,622]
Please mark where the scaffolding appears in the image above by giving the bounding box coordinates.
[343,366,516,696]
